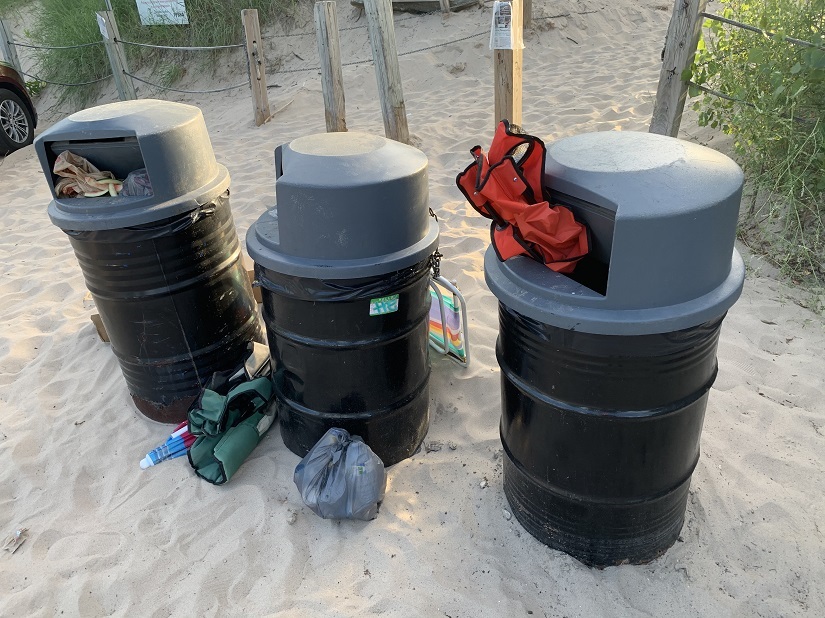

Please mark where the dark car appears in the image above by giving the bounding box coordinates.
[0,60,37,155]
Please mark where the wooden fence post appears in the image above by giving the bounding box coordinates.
[242,9,272,126]
[0,19,23,75]
[649,0,708,137]
[314,2,347,132]
[493,0,523,128]
[97,11,136,101]
[363,0,410,144]
[523,0,532,28]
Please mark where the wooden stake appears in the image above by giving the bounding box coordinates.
[241,253,262,304]
[314,1,347,132]
[97,11,136,101]
[493,0,523,128]
[90,314,110,342]
[242,9,272,127]
[649,0,708,137]
[523,0,532,28]
[0,19,23,75]
[363,0,410,144]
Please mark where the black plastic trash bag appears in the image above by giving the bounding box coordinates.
[293,428,387,521]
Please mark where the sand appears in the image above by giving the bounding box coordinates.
[1,0,824,615]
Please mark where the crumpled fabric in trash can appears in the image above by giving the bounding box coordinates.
[53,150,121,197]
[455,120,590,274]
[294,428,387,521]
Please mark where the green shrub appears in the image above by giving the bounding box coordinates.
[25,0,295,103]
[689,0,825,285]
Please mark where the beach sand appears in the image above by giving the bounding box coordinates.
[1,1,824,615]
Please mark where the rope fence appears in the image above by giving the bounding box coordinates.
[266,30,487,80]
[117,40,246,51]
[11,40,104,50]
[700,12,825,51]
[0,29,108,87]
[124,72,250,94]
[20,70,112,87]
[263,13,420,40]
[0,5,499,132]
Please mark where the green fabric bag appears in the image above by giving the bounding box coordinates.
[187,376,275,485]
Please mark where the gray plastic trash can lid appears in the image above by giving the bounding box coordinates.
[485,131,745,335]
[36,99,229,231]
[246,132,439,279]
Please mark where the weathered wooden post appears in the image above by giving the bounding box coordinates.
[97,10,137,101]
[0,19,23,75]
[242,9,272,126]
[524,0,532,28]
[493,0,523,128]
[649,0,709,137]
[314,1,347,132]
[363,0,410,144]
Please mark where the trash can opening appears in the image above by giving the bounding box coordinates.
[43,136,150,199]
[545,192,614,296]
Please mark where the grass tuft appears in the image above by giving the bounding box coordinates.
[14,0,297,104]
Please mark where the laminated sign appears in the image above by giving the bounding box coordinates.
[489,1,524,50]
[135,0,189,26]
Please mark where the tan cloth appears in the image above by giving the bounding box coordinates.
[53,151,117,197]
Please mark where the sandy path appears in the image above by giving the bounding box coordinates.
[1,1,823,616]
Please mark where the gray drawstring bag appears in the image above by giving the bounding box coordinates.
[293,428,387,521]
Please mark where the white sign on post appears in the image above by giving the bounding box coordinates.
[135,0,189,26]
[490,1,524,50]
[97,13,109,40]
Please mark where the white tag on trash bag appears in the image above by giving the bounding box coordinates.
[293,428,387,521]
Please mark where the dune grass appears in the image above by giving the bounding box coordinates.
[18,0,296,102]
[0,0,27,15]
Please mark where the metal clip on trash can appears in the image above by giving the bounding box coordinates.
[246,132,439,466]
[36,100,262,423]
[485,131,745,567]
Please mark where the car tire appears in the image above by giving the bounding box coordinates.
[0,89,35,155]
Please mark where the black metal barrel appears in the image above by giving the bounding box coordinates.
[247,132,440,466]
[484,131,746,566]
[259,260,432,465]
[498,305,723,565]
[66,196,261,422]
[36,100,262,423]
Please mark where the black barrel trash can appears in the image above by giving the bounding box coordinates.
[36,100,262,423]
[484,131,746,567]
[246,132,439,466]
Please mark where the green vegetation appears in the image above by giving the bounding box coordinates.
[24,77,45,97]
[4,1,295,102]
[689,0,824,290]
[0,0,28,15]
